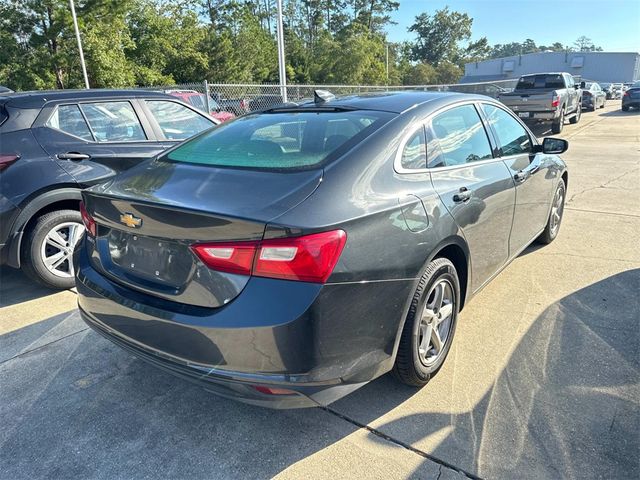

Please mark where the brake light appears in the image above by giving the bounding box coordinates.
[0,154,19,171]
[79,201,96,237]
[192,241,259,275]
[624,91,630,97]
[551,95,560,108]
[192,230,347,283]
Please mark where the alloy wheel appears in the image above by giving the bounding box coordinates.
[40,222,84,278]
[550,186,564,236]
[418,279,455,366]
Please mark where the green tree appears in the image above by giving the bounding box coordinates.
[408,7,473,66]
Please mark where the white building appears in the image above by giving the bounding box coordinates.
[462,51,640,84]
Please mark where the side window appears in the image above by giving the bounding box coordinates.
[80,102,146,142]
[399,127,426,170]
[146,100,213,140]
[45,105,93,141]
[427,104,493,167]
[481,104,532,156]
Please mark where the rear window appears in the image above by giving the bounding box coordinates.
[165,110,393,170]
[0,104,7,126]
[516,74,566,90]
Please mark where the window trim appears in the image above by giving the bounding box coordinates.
[43,100,159,144]
[44,103,95,142]
[394,100,501,174]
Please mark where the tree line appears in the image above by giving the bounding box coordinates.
[0,0,602,91]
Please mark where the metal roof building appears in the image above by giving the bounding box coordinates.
[462,51,640,84]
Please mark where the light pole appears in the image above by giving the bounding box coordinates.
[275,0,287,102]
[69,0,89,89]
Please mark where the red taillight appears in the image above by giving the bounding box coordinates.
[551,95,560,108]
[79,201,96,237]
[191,229,347,284]
[624,91,630,97]
[0,154,19,171]
[254,230,347,283]
[192,241,259,275]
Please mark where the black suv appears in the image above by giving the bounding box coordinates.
[0,89,217,289]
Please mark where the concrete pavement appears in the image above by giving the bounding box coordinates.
[1,103,638,479]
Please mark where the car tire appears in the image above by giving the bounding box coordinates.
[537,178,566,245]
[551,109,564,134]
[600,99,605,109]
[569,104,581,124]
[622,106,629,111]
[22,209,84,290]
[393,258,460,387]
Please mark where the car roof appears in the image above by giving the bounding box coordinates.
[292,91,478,114]
[0,89,172,109]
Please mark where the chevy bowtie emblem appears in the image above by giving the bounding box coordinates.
[120,213,142,228]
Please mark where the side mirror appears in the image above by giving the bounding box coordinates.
[542,137,568,155]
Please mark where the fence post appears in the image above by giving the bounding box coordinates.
[203,80,210,113]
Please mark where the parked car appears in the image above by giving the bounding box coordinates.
[165,90,235,122]
[581,82,606,110]
[622,81,640,111]
[75,91,569,408]
[599,83,615,99]
[0,89,218,289]
[210,92,249,116]
[499,72,583,134]
[248,94,286,112]
[611,83,624,99]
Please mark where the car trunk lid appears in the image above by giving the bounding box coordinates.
[83,160,322,307]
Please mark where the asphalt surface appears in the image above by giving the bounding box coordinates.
[1,102,639,479]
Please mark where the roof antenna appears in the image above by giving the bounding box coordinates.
[314,89,335,104]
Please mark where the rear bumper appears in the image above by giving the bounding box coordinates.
[513,110,558,121]
[75,240,411,408]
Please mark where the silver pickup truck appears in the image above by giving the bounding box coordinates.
[499,73,584,133]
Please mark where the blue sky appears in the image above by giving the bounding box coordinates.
[386,0,640,52]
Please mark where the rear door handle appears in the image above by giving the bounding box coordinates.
[453,187,472,203]
[57,152,90,161]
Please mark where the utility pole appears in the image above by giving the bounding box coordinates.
[69,0,89,89]
[386,43,389,85]
[276,0,287,102]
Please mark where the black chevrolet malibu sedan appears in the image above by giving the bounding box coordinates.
[75,91,568,408]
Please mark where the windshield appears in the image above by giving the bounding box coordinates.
[165,109,394,170]
[516,74,566,90]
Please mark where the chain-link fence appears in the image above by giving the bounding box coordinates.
[139,79,520,117]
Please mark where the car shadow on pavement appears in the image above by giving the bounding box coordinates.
[1,270,638,479]
[332,268,640,479]
[599,109,640,117]
[0,266,62,307]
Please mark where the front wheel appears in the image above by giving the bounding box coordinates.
[21,209,85,289]
[393,258,460,387]
[537,178,566,245]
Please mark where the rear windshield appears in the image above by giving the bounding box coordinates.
[516,74,566,90]
[165,109,393,170]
